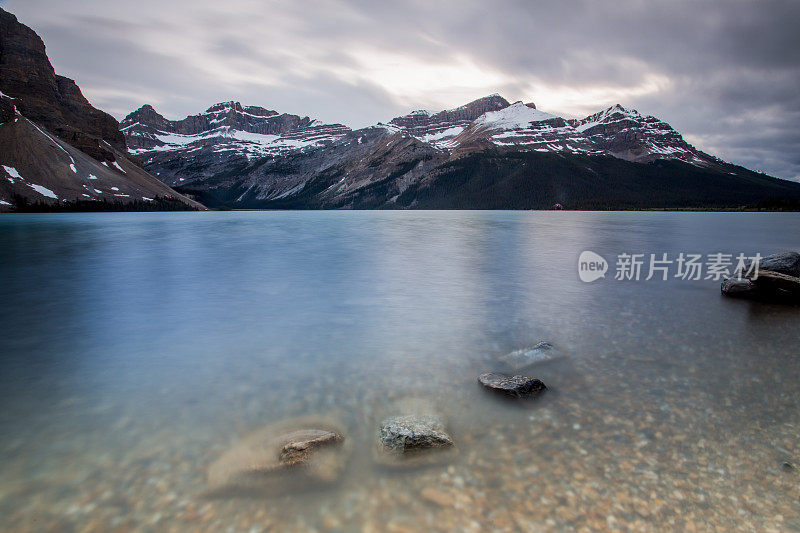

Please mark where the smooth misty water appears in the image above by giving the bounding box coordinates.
[0,211,798,532]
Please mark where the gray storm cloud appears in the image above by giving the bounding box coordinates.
[3,0,799,180]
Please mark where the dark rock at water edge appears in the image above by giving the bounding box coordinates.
[751,270,800,302]
[720,277,756,297]
[722,252,800,304]
[745,251,800,278]
[478,372,547,398]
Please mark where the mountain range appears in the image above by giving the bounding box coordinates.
[122,94,800,210]
[2,5,800,212]
[0,8,201,211]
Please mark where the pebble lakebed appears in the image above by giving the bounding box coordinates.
[1,339,797,533]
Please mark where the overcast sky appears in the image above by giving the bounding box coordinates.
[3,0,799,180]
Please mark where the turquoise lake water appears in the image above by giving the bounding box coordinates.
[0,211,798,531]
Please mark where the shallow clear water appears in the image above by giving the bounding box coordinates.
[0,211,798,532]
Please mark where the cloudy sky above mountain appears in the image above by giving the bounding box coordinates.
[3,0,799,179]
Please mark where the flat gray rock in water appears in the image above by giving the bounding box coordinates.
[478,372,547,398]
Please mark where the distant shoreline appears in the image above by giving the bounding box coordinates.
[3,206,799,214]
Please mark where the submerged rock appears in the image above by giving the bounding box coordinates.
[278,429,343,466]
[207,416,349,494]
[375,413,456,468]
[421,486,457,507]
[478,372,547,398]
[499,341,562,370]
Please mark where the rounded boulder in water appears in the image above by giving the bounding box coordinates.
[374,412,457,468]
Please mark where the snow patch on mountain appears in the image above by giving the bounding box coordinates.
[453,101,601,154]
[573,104,640,132]
[2,165,22,180]
[474,102,559,130]
[28,183,58,199]
[374,123,404,134]
[421,126,464,143]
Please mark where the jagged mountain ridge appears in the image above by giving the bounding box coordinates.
[567,104,708,164]
[123,91,800,209]
[388,93,512,149]
[125,94,716,168]
[122,101,350,157]
[121,93,759,209]
[449,102,603,157]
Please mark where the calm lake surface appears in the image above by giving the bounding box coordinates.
[0,211,798,532]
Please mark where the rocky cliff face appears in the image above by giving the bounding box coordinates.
[0,8,202,211]
[0,95,204,211]
[0,8,126,160]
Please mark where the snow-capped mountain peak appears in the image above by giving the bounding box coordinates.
[121,102,351,159]
[120,93,732,205]
[446,100,600,154]
[568,104,708,164]
[389,94,511,148]
[473,101,559,130]
[572,103,642,133]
